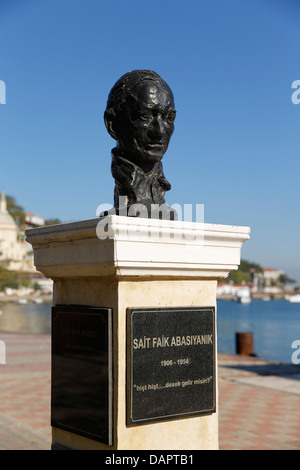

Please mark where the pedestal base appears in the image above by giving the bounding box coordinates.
[51,278,218,450]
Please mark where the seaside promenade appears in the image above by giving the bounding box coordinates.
[0,331,300,450]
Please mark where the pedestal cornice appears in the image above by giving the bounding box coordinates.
[25,216,250,279]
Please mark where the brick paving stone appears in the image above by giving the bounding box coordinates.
[0,332,51,450]
[1,332,300,450]
[218,354,300,450]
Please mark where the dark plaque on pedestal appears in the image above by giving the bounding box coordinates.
[51,306,113,445]
[127,307,215,426]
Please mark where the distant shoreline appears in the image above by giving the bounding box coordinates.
[0,294,52,303]
[217,293,286,300]
[1,293,287,302]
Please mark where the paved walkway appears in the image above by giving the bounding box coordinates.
[218,354,300,450]
[0,332,300,450]
[0,332,51,450]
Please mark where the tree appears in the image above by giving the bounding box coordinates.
[239,260,263,274]
[44,218,61,226]
[278,274,296,285]
[0,266,19,290]
[226,269,251,285]
[223,259,263,285]
[6,195,26,226]
[0,266,34,291]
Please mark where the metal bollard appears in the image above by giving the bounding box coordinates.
[235,332,255,356]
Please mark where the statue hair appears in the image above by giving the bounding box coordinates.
[105,70,173,114]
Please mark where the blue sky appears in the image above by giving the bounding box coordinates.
[0,0,299,281]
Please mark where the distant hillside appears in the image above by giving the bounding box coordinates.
[223,260,295,286]
[224,259,262,285]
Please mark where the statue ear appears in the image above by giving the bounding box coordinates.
[104,108,118,141]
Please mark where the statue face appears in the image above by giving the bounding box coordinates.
[116,82,176,168]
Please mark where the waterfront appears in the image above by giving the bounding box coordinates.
[1,298,300,450]
[0,301,51,335]
[0,298,300,364]
[217,298,300,364]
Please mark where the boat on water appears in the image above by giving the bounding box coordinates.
[236,288,252,303]
[237,295,251,304]
[33,298,43,304]
[286,294,300,303]
[16,299,28,304]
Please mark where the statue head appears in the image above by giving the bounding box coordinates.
[104,70,176,171]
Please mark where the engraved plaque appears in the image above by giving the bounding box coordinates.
[127,307,215,426]
[52,306,113,444]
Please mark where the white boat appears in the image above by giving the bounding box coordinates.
[286,294,300,303]
[33,298,43,304]
[16,299,28,304]
[237,296,251,304]
[236,292,252,304]
[236,287,251,303]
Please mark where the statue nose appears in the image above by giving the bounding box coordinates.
[149,116,165,137]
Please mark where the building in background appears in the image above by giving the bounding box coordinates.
[0,190,32,271]
[0,191,53,295]
[25,212,45,228]
[262,267,284,287]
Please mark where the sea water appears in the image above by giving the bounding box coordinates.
[217,298,300,363]
[0,301,51,334]
[0,298,300,364]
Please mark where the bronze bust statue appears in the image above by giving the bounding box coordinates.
[104,70,177,219]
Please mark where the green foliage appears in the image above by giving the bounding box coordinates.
[279,274,296,285]
[222,259,262,285]
[226,269,251,285]
[239,259,263,274]
[0,267,19,290]
[221,259,296,287]
[0,267,31,291]
[6,195,26,226]
[44,218,61,226]
[21,277,31,288]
